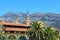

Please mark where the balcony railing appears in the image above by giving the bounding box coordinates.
[5,27,28,32]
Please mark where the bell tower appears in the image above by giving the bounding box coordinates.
[15,13,19,23]
[15,16,19,23]
[26,12,30,26]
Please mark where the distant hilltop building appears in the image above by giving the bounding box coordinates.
[0,12,30,40]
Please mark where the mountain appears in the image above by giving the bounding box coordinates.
[0,12,60,28]
[31,12,60,28]
[0,12,26,23]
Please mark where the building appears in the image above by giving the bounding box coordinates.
[0,13,30,40]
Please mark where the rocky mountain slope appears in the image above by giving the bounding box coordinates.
[0,12,60,28]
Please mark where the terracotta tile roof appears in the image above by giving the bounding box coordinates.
[2,22,30,27]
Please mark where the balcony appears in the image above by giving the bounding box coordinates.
[5,27,28,32]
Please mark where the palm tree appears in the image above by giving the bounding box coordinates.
[42,27,59,40]
[28,21,59,40]
[28,21,44,40]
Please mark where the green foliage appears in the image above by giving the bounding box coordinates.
[0,33,3,40]
[10,37,15,40]
[28,21,59,40]
[8,36,16,40]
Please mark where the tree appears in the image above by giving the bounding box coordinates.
[42,27,59,40]
[28,21,44,40]
[28,21,59,40]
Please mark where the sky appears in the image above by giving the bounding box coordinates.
[0,0,60,16]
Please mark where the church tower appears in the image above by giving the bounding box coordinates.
[26,12,30,26]
[15,13,19,23]
[15,17,19,23]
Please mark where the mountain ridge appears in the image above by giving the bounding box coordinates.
[0,12,60,28]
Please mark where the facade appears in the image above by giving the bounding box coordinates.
[0,13,30,40]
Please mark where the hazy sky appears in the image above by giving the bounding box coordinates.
[0,0,60,16]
